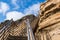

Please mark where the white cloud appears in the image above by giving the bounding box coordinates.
[11,0,19,9]
[2,2,40,21]
[5,11,24,21]
[24,3,40,16]
[0,2,10,15]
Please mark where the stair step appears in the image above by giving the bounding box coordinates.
[7,36,27,40]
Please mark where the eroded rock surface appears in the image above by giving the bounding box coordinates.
[35,0,60,40]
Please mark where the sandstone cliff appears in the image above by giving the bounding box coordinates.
[35,0,60,40]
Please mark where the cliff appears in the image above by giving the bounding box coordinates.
[35,0,60,40]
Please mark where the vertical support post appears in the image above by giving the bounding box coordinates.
[25,19,35,40]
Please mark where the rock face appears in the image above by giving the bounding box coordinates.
[35,0,60,40]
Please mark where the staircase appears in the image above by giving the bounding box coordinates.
[7,19,35,40]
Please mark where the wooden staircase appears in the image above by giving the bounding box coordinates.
[7,19,35,40]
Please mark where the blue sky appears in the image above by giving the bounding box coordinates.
[0,0,45,23]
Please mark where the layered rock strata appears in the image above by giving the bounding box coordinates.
[35,0,60,40]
